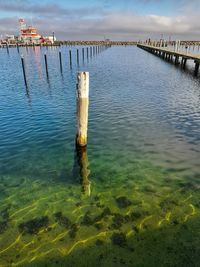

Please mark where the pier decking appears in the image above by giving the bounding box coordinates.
[137,44,200,75]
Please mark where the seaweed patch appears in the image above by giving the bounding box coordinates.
[18,216,49,234]
[115,196,132,208]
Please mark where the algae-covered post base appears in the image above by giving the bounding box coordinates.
[74,144,91,196]
[76,72,89,147]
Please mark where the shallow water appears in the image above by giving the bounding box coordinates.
[0,45,200,267]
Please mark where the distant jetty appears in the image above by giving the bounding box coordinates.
[59,40,138,46]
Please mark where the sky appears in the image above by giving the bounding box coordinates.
[0,0,200,40]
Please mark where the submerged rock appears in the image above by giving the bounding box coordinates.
[0,220,8,234]
[160,198,179,211]
[115,196,132,209]
[18,216,49,234]
[69,223,79,239]
[94,222,104,230]
[130,211,143,220]
[81,213,93,226]
[101,207,112,217]
[54,212,72,229]
[0,206,10,220]
[111,232,127,247]
[111,213,127,229]
[96,239,104,246]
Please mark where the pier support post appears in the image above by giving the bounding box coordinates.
[76,72,89,147]
[183,58,187,69]
[194,61,200,75]
[175,56,179,65]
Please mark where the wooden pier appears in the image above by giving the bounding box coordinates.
[137,44,200,75]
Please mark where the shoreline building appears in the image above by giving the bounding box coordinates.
[18,18,56,45]
[19,18,41,44]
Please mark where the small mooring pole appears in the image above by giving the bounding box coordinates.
[17,44,19,53]
[21,56,28,87]
[77,49,79,65]
[69,50,72,68]
[82,48,84,62]
[76,72,89,147]
[44,53,49,79]
[87,47,89,59]
[6,43,9,54]
[59,51,63,73]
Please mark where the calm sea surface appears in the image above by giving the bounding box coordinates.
[0,45,200,266]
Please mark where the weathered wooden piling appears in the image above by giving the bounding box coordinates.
[69,50,72,67]
[77,49,79,65]
[44,54,49,79]
[175,55,179,65]
[17,44,19,53]
[59,51,63,72]
[183,58,187,69]
[82,48,84,61]
[87,47,89,59]
[6,44,9,54]
[21,56,28,87]
[194,61,200,75]
[90,47,92,57]
[76,72,89,147]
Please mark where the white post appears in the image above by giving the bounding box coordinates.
[76,72,89,147]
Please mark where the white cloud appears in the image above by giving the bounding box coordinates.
[0,1,200,40]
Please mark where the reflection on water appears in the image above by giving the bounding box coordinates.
[0,45,200,266]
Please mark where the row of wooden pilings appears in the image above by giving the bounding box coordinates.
[138,45,200,76]
[20,45,109,87]
[20,46,106,196]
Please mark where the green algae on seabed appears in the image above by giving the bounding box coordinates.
[0,159,200,267]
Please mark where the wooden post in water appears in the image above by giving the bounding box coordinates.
[194,61,200,75]
[6,44,9,54]
[59,51,63,73]
[21,56,28,87]
[17,44,19,53]
[77,49,79,65]
[69,50,72,67]
[44,54,49,79]
[76,72,89,147]
[74,144,91,196]
[82,48,84,62]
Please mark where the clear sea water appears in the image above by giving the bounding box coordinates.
[0,45,200,267]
